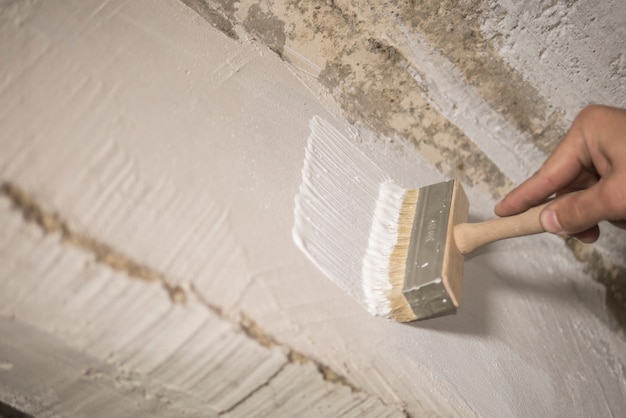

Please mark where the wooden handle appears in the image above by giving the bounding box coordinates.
[453,202,549,255]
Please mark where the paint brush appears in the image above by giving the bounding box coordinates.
[368,179,548,322]
[293,116,547,322]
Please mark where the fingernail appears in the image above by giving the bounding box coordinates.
[540,210,563,234]
[494,200,504,214]
[578,235,597,244]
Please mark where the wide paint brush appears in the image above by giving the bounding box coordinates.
[376,179,548,322]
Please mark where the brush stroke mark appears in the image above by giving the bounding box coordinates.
[293,116,390,313]
[193,284,364,393]
[80,137,255,315]
[292,117,425,320]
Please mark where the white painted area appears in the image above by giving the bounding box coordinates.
[294,116,417,317]
[293,116,389,310]
[361,181,407,316]
[0,0,625,417]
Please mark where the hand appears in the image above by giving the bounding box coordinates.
[495,105,626,243]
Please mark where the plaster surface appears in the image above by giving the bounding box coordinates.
[0,0,625,416]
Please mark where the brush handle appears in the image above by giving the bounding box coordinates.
[453,202,549,255]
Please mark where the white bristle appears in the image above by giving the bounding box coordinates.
[361,181,407,317]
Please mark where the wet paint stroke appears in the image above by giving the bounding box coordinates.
[292,116,387,311]
[293,116,412,317]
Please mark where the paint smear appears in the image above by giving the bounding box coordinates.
[293,116,407,316]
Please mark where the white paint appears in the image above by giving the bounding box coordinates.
[293,116,412,317]
[0,0,625,416]
[361,181,407,317]
[292,116,388,309]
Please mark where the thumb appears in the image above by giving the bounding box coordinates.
[540,181,615,235]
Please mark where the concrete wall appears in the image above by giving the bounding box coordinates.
[1,0,625,416]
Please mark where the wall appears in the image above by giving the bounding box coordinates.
[0,0,625,416]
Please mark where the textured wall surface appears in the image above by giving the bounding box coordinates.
[1,0,625,416]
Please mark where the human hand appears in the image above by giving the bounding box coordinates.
[495,105,626,243]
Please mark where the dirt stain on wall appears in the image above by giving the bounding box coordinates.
[236,0,512,197]
[180,0,238,39]
[395,0,568,152]
[183,1,569,192]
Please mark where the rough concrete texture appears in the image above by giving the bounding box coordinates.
[1,0,626,416]
[0,193,400,416]
[184,0,626,331]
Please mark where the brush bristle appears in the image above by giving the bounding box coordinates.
[387,189,419,322]
[362,181,405,317]
[362,182,419,322]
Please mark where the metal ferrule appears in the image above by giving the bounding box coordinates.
[402,180,456,319]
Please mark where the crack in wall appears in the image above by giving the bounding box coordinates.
[189,284,368,396]
[217,360,289,416]
[189,286,411,415]
[0,182,186,305]
[0,181,406,414]
[236,312,409,416]
[239,312,361,392]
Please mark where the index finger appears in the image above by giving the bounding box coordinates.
[495,128,589,216]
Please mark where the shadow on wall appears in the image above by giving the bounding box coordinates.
[0,400,34,418]
[409,217,578,337]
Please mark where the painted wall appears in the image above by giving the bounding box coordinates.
[0,0,625,416]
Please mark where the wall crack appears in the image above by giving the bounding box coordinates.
[189,285,407,414]
[0,181,186,305]
[0,181,405,412]
[217,360,289,416]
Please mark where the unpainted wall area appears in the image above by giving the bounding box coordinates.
[183,0,626,330]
